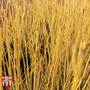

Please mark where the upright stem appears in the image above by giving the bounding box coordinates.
[0,28,3,90]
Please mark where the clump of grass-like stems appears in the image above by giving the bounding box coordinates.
[0,0,90,90]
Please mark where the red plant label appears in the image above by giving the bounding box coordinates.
[2,76,13,88]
